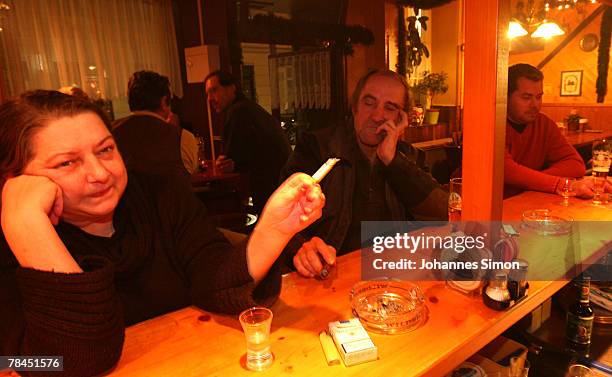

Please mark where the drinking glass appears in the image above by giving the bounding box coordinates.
[591,139,611,205]
[556,178,577,206]
[448,178,462,222]
[196,136,208,172]
[565,364,594,377]
[239,307,274,371]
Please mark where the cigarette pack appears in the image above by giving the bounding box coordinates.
[328,318,377,366]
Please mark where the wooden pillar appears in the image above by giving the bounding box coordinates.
[0,70,5,103]
[461,0,510,221]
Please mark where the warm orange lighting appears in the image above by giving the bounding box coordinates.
[508,21,529,38]
[531,21,565,38]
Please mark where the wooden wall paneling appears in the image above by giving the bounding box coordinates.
[0,67,5,103]
[540,103,612,132]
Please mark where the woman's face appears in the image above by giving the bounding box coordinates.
[23,112,127,225]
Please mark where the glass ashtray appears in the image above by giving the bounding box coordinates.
[349,281,428,334]
[521,209,573,236]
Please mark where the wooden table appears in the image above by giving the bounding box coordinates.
[564,131,612,148]
[503,192,612,284]
[98,193,610,376]
[108,255,563,377]
[502,190,611,220]
[3,193,610,377]
[190,169,241,187]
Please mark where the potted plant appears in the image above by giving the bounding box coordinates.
[565,113,581,132]
[415,70,449,124]
[395,0,456,76]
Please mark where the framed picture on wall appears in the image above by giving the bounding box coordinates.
[560,70,582,96]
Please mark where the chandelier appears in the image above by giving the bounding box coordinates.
[508,0,598,39]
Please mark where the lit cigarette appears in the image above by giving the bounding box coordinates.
[312,158,340,183]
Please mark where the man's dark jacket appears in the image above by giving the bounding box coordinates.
[112,113,189,185]
[223,94,291,215]
[280,121,448,257]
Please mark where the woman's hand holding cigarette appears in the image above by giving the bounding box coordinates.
[247,173,326,282]
[256,173,325,237]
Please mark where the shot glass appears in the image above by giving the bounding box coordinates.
[239,307,274,371]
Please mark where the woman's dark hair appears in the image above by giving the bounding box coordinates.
[127,70,171,112]
[0,90,111,178]
[350,69,411,113]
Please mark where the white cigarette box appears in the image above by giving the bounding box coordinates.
[328,318,377,366]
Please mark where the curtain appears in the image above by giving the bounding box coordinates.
[269,50,331,112]
[0,0,182,100]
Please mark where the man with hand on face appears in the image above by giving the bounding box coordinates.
[280,69,449,278]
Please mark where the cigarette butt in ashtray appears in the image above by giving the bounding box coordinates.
[319,331,341,366]
[312,158,340,183]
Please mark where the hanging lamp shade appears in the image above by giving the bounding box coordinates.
[508,20,529,38]
[531,21,565,38]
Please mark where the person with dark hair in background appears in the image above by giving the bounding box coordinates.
[280,69,448,278]
[58,86,89,99]
[113,70,198,182]
[504,63,587,197]
[204,70,291,216]
[0,90,325,376]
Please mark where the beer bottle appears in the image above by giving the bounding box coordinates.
[565,277,594,352]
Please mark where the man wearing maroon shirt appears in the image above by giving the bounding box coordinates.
[505,64,587,197]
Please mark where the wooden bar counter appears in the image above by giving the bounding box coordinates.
[2,193,609,377]
[97,193,611,376]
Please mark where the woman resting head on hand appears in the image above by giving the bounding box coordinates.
[0,90,325,376]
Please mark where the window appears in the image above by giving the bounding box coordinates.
[0,0,181,117]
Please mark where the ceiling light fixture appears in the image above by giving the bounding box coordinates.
[507,0,586,39]
[508,20,529,38]
[531,20,566,38]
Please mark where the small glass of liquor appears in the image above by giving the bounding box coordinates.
[556,178,578,206]
[239,307,274,371]
[591,139,610,206]
[565,277,594,353]
[448,178,462,222]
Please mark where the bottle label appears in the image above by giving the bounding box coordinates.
[566,312,594,344]
[579,285,590,303]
